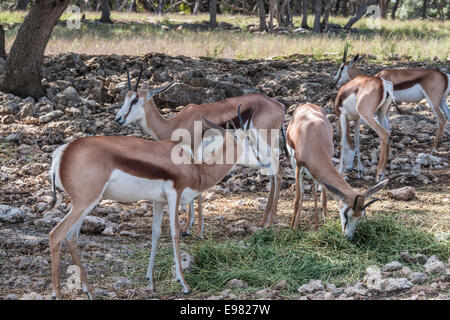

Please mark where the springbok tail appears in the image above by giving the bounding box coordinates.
[280,125,290,159]
[50,171,57,209]
[381,78,396,105]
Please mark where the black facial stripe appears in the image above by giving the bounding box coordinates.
[124,95,139,120]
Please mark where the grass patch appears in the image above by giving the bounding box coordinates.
[120,216,449,295]
[0,12,449,60]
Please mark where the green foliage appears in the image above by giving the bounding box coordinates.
[120,216,449,295]
[397,0,450,20]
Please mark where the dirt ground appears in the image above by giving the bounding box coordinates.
[0,53,449,300]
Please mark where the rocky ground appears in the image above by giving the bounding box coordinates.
[0,53,449,300]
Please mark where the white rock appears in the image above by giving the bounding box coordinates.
[0,205,26,223]
[171,250,194,279]
[226,279,248,289]
[20,292,44,300]
[382,261,403,272]
[81,216,106,234]
[298,279,324,294]
[410,272,428,285]
[379,278,412,292]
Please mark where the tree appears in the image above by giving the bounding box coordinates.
[421,0,428,19]
[257,0,267,30]
[379,0,389,19]
[342,0,348,16]
[344,0,377,30]
[313,0,321,33]
[391,0,402,20]
[193,0,201,14]
[209,0,217,29]
[0,0,71,99]
[301,0,309,28]
[100,0,113,23]
[14,0,29,10]
[0,26,6,60]
[321,0,332,32]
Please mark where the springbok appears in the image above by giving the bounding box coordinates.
[334,74,394,182]
[286,103,389,238]
[334,46,450,154]
[48,107,255,299]
[115,66,287,232]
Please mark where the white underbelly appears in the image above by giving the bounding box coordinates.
[394,84,424,103]
[342,93,359,120]
[102,169,200,205]
[103,169,170,203]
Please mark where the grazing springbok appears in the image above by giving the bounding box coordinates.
[48,107,255,299]
[334,46,450,154]
[115,67,287,232]
[286,103,389,238]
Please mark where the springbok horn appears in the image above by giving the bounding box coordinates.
[244,106,255,131]
[134,64,143,92]
[361,198,382,211]
[147,82,175,97]
[237,104,244,128]
[201,116,225,135]
[343,42,349,63]
[126,67,131,90]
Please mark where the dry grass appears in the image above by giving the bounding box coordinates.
[1,12,449,60]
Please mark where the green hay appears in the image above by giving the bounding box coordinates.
[120,216,449,295]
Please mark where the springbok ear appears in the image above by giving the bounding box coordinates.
[350,54,360,66]
[364,179,389,198]
[321,181,346,201]
[358,54,367,63]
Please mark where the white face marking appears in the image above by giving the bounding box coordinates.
[115,92,146,127]
[339,202,364,240]
[334,64,350,88]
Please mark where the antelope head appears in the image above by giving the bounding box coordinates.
[333,44,366,88]
[116,65,174,126]
[201,105,256,164]
[322,179,389,240]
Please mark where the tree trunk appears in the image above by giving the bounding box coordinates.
[193,0,200,14]
[334,0,341,15]
[139,0,153,11]
[128,0,137,11]
[313,0,321,33]
[0,0,71,99]
[14,0,29,10]
[344,0,376,30]
[379,0,388,19]
[0,26,6,60]
[100,0,113,23]
[257,0,267,30]
[119,0,129,11]
[321,0,332,31]
[79,0,93,11]
[269,0,275,29]
[209,0,217,29]
[421,0,428,19]
[391,0,401,20]
[157,0,167,14]
[342,0,347,16]
[301,0,309,28]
